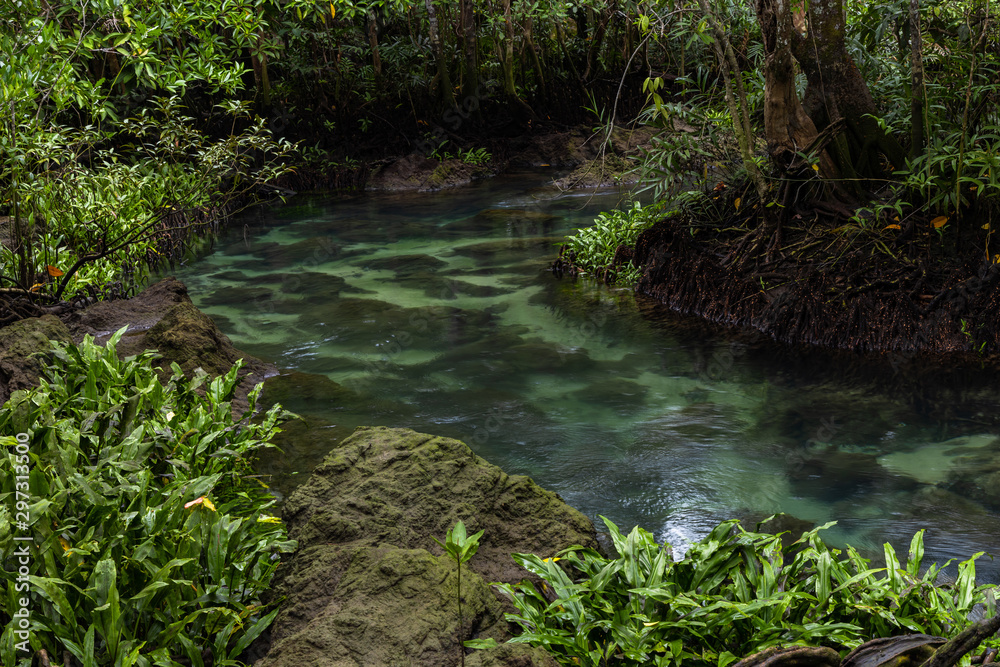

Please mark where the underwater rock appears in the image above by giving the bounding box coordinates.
[570,377,649,409]
[0,315,73,404]
[450,237,563,266]
[199,285,274,307]
[441,208,560,238]
[257,426,599,666]
[787,446,892,501]
[362,253,448,276]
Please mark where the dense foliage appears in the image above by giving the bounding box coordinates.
[498,518,998,667]
[0,329,295,666]
[1,0,295,304]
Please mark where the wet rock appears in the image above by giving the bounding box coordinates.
[141,301,268,381]
[278,272,355,296]
[257,426,599,666]
[0,315,73,404]
[282,426,599,582]
[67,276,191,339]
[552,154,638,189]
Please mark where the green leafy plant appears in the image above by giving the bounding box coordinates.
[562,202,660,287]
[0,328,297,666]
[495,517,998,667]
[435,520,485,667]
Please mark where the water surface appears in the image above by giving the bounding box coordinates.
[170,172,1000,578]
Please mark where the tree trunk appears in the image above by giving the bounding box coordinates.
[698,0,767,199]
[791,0,907,176]
[501,0,537,120]
[755,0,829,175]
[523,16,547,98]
[460,0,478,99]
[368,11,382,87]
[425,0,456,109]
[909,0,925,161]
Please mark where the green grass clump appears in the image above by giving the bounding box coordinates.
[498,517,998,667]
[0,328,296,666]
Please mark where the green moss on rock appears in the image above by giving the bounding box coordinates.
[258,426,600,666]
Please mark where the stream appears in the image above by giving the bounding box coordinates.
[170,171,1000,579]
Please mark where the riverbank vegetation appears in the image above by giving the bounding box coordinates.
[0,330,294,665]
[500,518,999,667]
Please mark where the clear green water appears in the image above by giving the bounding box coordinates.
[171,172,1000,577]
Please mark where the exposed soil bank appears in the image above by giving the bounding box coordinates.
[624,216,1000,366]
[291,123,654,193]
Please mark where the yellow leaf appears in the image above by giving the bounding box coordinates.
[203,497,217,512]
[47,265,64,277]
[329,2,335,18]
[983,224,990,230]
[257,516,282,524]
[643,622,658,627]
[931,215,949,228]
[885,224,901,230]
[59,537,70,551]
[734,197,741,210]
[811,164,820,172]
[893,216,899,221]
[29,283,43,293]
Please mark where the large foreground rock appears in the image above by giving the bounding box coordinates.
[256,426,597,667]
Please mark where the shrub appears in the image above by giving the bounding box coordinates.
[0,328,296,666]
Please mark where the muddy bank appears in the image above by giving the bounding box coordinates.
[626,216,1000,365]
[253,425,599,667]
[336,124,654,193]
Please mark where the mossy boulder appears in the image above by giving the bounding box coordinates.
[256,426,598,667]
[0,315,73,403]
[282,426,598,584]
[260,545,508,667]
[143,301,264,379]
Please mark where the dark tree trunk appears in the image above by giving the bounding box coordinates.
[425,0,456,109]
[460,0,478,100]
[367,11,382,87]
[790,0,907,177]
[755,0,830,175]
[909,0,925,160]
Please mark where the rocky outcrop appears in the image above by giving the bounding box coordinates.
[0,315,73,404]
[256,426,598,667]
[67,277,274,408]
[0,277,275,409]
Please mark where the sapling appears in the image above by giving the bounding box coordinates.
[435,520,485,667]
